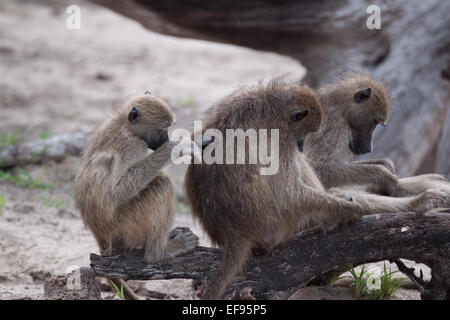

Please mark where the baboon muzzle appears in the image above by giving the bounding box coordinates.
[297,139,305,152]
[147,130,169,150]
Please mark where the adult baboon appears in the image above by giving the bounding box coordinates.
[185,79,446,299]
[304,72,450,203]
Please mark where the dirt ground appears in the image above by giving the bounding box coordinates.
[0,0,425,300]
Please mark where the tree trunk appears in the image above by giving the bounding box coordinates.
[0,132,88,168]
[91,212,450,300]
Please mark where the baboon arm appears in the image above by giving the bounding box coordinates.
[353,159,396,174]
[395,174,450,197]
[294,185,409,228]
[328,188,415,213]
[294,185,363,226]
[112,141,177,205]
[324,163,398,195]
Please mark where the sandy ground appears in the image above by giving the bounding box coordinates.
[0,0,425,300]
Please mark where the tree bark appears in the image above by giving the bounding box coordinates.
[90,212,450,300]
[0,132,88,168]
[89,0,450,178]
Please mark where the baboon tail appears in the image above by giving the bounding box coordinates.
[202,240,252,300]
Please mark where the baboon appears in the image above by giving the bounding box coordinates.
[304,72,450,204]
[184,79,446,300]
[74,93,198,299]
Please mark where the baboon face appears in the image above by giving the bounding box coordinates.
[288,86,323,151]
[347,87,389,155]
[126,95,175,150]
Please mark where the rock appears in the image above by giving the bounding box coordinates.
[12,203,34,214]
[436,109,450,179]
[390,289,421,300]
[288,286,355,300]
[44,267,101,300]
[29,270,51,283]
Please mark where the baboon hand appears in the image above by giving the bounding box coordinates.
[378,159,396,175]
[369,165,398,196]
[412,189,447,214]
[161,140,179,151]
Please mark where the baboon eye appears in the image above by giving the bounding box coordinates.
[354,88,371,103]
[291,109,309,122]
[128,107,140,123]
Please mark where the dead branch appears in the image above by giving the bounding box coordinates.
[0,132,88,168]
[90,212,450,300]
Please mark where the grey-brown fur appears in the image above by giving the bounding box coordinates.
[74,94,198,264]
[184,79,411,300]
[304,72,449,208]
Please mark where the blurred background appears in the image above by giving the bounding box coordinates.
[0,0,448,299]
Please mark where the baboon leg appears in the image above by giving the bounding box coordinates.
[325,164,398,196]
[144,229,168,263]
[294,186,363,230]
[395,174,450,199]
[329,188,447,214]
[202,240,252,300]
[97,236,113,256]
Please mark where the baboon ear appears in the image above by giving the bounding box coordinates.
[128,107,140,123]
[354,88,371,103]
[291,109,309,121]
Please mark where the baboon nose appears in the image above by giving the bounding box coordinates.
[297,139,305,152]
[360,143,373,154]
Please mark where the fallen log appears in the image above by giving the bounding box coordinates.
[0,132,88,168]
[90,212,450,300]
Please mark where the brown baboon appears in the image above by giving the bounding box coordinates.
[304,72,450,204]
[185,79,445,300]
[74,94,198,299]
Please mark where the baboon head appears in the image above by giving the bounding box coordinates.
[123,94,175,150]
[287,85,323,152]
[201,80,323,154]
[321,73,390,155]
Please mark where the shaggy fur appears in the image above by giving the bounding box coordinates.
[304,72,449,208]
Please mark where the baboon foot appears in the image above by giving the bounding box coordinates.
[413,189,447,214]
[421,174,448,182]
[166,227,199,258]
[238,287,256,300]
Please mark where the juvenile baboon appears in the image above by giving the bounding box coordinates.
[74,94,198,298]
[185,79,445,300]
[304,72,450,204]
